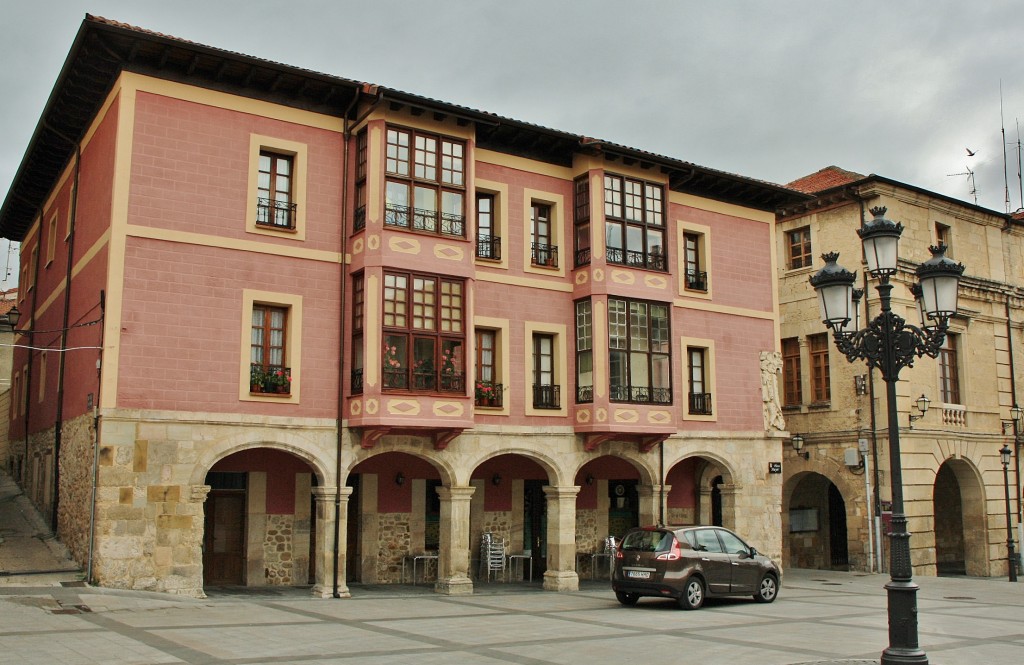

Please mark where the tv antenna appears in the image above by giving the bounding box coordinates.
[947,166,978,205]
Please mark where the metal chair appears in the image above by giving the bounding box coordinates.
[479,532,507,582]
[589,536,617,580]
[506,551,533,582]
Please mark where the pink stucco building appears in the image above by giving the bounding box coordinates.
[0,15,805,596]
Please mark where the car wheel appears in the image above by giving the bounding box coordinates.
[615,591,639,606]
[677,577,705,610]
[754,573,778,603]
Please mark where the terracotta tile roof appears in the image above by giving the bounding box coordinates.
[787,166,865,194]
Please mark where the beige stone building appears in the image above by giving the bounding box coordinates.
[777,167,1024,577]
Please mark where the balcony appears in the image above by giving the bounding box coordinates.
[256,198,297,230]
[474,381,503,408]
[689,392,713,415]
[531,243,559,268]
[382,367,465,394]
[250,364,291,395]
[605,247,666,271]
[685,270,708,292]
[533,384,560,409]
[353,205,366,232]
[351,368,363,394]
[575,247,591,267]
[384,204,465,237]
[476,234,502,260]
[609,385,671,405]
[576,385,594,403]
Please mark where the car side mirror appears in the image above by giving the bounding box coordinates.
[749,547,758,557]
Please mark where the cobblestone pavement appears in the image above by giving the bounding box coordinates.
[1,568,1022,664]
[2,470,1023,664]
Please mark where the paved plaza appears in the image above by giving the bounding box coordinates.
[3,472,1024,664]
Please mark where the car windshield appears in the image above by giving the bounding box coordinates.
[620,530,673,552]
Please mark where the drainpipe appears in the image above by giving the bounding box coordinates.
[20,206,42,488]
[86,290,104,583]
[50,140,81,533]
[332,87,381,598]
[1006,297,1023,572]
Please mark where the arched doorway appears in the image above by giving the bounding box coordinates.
[933,458,987,576]
[575,456,643,579]
[347,452,443,585]
[470,454,551,582]
[666,456,731,528]
[203,448,318,587]
[785,472,850,570]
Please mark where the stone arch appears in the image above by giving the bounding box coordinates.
[346,444,457,487]
[472,447,562,486]
[933,456,987,576]
[783,470,861,571]
[190,437,331,488]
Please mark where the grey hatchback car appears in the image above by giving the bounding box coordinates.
[612,525,780,610]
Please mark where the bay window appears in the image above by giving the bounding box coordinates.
[608,297,671,403]
[604,174,666,271]
[384,127,465,237]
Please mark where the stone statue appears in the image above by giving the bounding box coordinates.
[760,351,786,431]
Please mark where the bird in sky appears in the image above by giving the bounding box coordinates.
[966,147,977,156]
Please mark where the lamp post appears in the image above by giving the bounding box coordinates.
[1000,443,1018,582]
[810,206,964,665]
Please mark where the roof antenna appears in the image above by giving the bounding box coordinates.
[1001,81,1012,213]
[947,167,978,205]
[1016,119,1023,212]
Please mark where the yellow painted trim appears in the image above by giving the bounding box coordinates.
[100,74,137,409]
[31,230,111,321]
[522,188,566,277]
[524,321,568,417]
[126,72,343,132]
[593,299,607,400]
[473,315,511,416]
[476,149,575,180]
[678,220,713,300]
[381,116,474,142]
[474,272,573,292]
[669,191,774,224]
[245,135,308,241]
[37,352,46,404]
[125,224,342,263]
[45,213,58,266]
[680,336,717,422]
[604,165,669,186]
[474,179,509,270]
[239,289,303,403]
[366,124,383,227]
[589,172,605,256]
[673,298,775,321]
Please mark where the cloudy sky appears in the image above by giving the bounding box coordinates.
[2,1,1023,288]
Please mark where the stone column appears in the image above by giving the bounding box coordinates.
[637,484,668,526]
[311,486,352,598]
[543,485,580,592]
[435,485,475,595]
[189,485,211,599]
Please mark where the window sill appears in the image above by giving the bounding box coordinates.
[808,401,831,410]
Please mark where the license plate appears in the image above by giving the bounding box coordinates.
[627,570,650,579]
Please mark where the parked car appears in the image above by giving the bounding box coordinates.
[612,525,780,610]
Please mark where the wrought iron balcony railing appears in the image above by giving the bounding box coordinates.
[351,368,363,395]
[384,204,465,237]
[256,198,298,230]
[531,243,558,268]
[605,247,666,271]
[575,247,591,267]
[474,381,503,407]
[533,384,560,409]
[576,385,594,403]
[476,234,502,260]
[250,364,292,395]
[689,392,713,415]
[382,367,465,394]
[686,270,708,291]
[609,385,671,404]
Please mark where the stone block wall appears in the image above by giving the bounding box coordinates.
[377,512,411,583]
[263,514,295,584]
[57,413,95,567]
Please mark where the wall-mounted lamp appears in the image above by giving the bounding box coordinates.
[908,394,930,428]
[394,472,405,486]
[491,473,501,486]
[1010,404,1024,436]
[585,474,595,485]
[0,305,22,332]
[791,434,808,460]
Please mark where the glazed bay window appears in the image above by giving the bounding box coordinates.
[531,202,558,267]
[351,275,364,394]
[382,271,465,393]
[608,298,670,404]
[476,193,501,260]
[604,174,666,271]
[781,337,802,406]
[533,333,559,408]
[575,300,593,403]
[384,127,465,237]
[574,175,591,267]
[354,130,368,232]
[475,329,501,407]
[687,347,712,415]
[251,305,290,394]
[809,333,830,403]
[256,151,297,230]
[788,227,812,269]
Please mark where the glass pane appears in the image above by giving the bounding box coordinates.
[608,299,627,349]
[630,351,649,388]
[650,305,669,353]
[415,186,437,211]
[652,354,670,390]
[605,222,623,250]
[626,225,644,253]
[383,335,407,369]
[629,302,648,352]
[609,350,628,390]
[578,351,593,386]
[413,337,436,372]
[441,339,463,376]
[647,229,664,256]
[386,181,409,207]
[442,191,462,216]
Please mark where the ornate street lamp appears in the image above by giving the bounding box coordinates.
[810,206,964,665]
[1000,443,1018,582]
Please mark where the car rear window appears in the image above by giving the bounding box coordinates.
[620,530,673,552]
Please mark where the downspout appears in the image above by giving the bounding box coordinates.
[86,290,104,583]
[20,207,42,486]
[48,128,82,533]
[1006,297,1022,571]
[332,88,377,598]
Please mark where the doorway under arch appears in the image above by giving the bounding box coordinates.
[785,472,850,570]
[203,447,318,587]
[933,458,987,576]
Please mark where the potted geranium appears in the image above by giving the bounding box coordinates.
[250,365,267,393]
[475,380,496,407]
[269,368,291,394]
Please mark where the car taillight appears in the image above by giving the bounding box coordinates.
[656,537,682,561]
[615,550,624,559]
